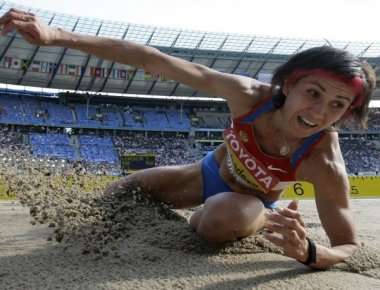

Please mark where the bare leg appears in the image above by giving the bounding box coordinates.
[104,161,204,209]
[190,192,266,243]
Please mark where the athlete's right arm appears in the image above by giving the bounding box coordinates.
[0,8,270,117]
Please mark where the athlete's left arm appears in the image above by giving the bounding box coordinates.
[299,139,359,269]
[265,136,359,269]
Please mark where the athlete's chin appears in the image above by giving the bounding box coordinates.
[292,122,324,138]
[292,131,316,139]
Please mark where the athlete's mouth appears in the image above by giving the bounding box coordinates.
[297,116,318,128]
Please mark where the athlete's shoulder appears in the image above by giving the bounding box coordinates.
[231,94,273,122]
[296,131,347,181]
[312,130,341,158]
[228,81,272,120]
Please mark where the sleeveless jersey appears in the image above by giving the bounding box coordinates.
[223,97,324,193]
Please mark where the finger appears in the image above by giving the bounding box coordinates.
[287,200,298,211]
[278,207,305,227]
[1,11,21,23]
[6,19,32,33]
[267,212,306,240]
[263,232,285,247]
[266,222,302,246]
[269,215,306,239]
[288,229,303,247]
[1,22,15,35]
[267,211,298,228]
[17,29,36,44]
[9,8,29,14]
[0,10,33,24]
[2,19,36,40]
[15,13,35,22]
[0,12,11,24]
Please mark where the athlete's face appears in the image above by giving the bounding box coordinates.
[281,74,355,138]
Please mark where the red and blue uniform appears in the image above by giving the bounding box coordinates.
[201,97,325,208]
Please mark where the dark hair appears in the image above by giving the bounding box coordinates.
[270,46,376,129]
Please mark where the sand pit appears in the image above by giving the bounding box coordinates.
[1,171,380,289]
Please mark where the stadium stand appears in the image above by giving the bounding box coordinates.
[29,133,75,161]
[0,2,378,177]
[0,90,378,176]
[0,95,25,124]
[79,135,119,164]
[340,137,380,175]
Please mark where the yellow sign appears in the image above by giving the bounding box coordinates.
[281,176,380,199]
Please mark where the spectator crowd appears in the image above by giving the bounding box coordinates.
[0,124,378,176]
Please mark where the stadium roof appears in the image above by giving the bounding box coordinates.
[0,1,379,100]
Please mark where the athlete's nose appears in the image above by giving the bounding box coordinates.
[309,99,326,122]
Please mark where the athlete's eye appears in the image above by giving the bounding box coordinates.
[307,89,320,98]
[331,101,345,109]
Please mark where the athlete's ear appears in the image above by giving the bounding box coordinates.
[282,79,291,96]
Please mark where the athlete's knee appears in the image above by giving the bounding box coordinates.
[196,194,264,242]
[196,213,239,243]
[196,197,249,242]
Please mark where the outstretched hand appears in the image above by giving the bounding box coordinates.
[0,8,58,45]
[264,200,309,262]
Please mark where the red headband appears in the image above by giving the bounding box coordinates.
[286,69,365,109]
